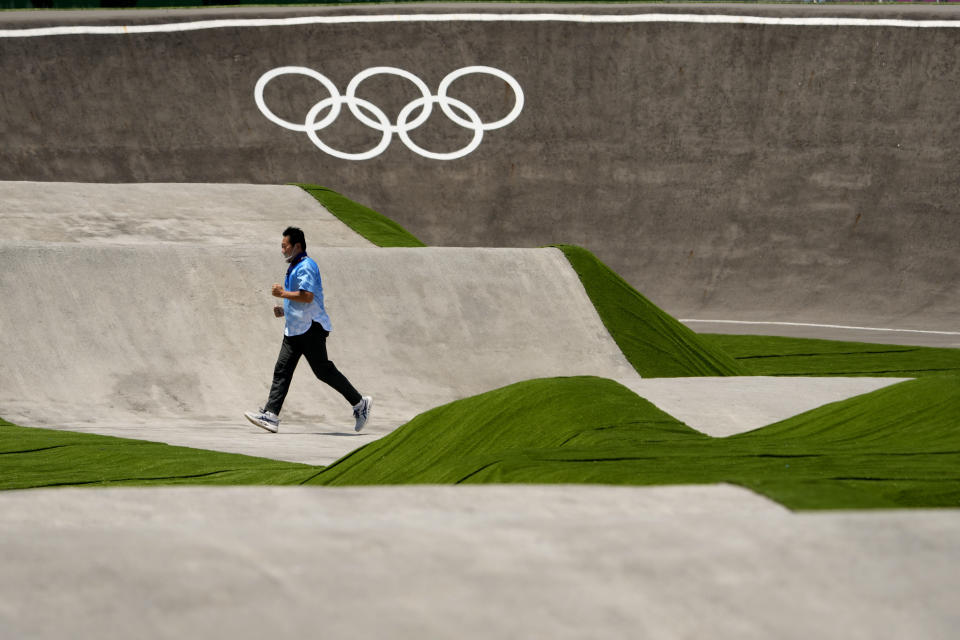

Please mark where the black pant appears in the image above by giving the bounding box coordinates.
[264,322,362,415]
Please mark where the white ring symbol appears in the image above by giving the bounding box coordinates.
[254,65,524,161]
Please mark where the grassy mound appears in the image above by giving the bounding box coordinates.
[702,334,960,378]
[296,184,426,247]
[729,374,960,509]
[0,419,316,491]
[5,374,958,509]
[555,245,747,377]
[5,185,955,508]
[310,375,960,510]
[313,376,697,486]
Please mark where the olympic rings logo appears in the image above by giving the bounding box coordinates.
[254,65,524,161]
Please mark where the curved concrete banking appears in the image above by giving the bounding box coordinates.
[0,183,634,462]
[2,485,959,640]
[1,4,959,336]
[0,243,638,462]
[0,182,904,464]
[0,181,374,247]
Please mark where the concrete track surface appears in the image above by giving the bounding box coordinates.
[2,3,960,333]
[0,181,941,637]
[2,485,960,640]
[2,4,959,637]
[0,181,904,463]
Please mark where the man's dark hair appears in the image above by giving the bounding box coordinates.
[283,226,307,252]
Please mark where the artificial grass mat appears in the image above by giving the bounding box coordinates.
[310,375,960,510]
[701,334,960,378]
[295,184,426,248]
[4,375,959,510]
[0,418,316,491]
[556,244,747,377]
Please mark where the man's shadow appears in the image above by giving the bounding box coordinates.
[311,431,366,437]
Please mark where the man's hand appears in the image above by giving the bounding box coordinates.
[273,305,284,318]
[271,284,314,303]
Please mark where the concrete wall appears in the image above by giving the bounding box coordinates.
[2,4,958,330]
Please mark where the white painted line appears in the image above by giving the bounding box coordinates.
[680,319,960,336]
[3,13,960,38]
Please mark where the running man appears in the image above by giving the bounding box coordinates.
[245,226,372,433]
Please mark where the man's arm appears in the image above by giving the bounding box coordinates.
[272,283,314,303]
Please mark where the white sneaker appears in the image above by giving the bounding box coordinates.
[353,396,372,432]
[245,409,280,433]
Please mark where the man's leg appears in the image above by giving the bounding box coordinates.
[301,323,363,406]
[264,335,302,415]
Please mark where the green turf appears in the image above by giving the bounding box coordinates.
[295,184,427,248]
[309,375,960,510]
[555,244,747,377]
[0,418,317,491]
[701,334,960,378]
[312,376,695,486]
[726,374,960,509]
[4,374,959,509]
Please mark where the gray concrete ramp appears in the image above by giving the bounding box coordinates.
[0,243,642,463]
[0,182,907,464]
[626,376,907,438]
[0,183,647,463]
[0,181,373,247]
[2,485,959,640]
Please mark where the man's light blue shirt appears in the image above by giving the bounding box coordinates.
[283,254,332,337]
